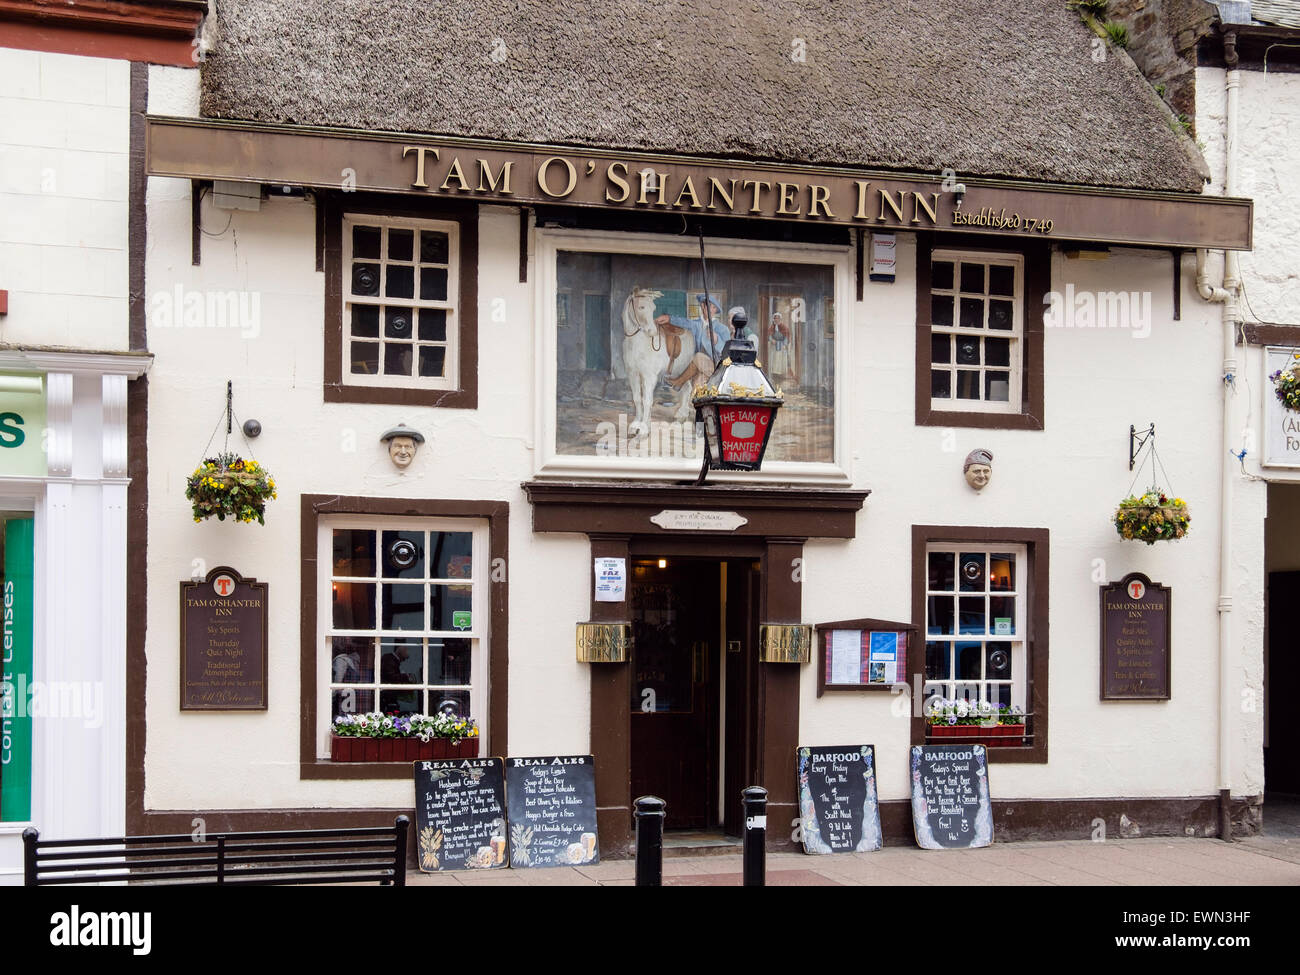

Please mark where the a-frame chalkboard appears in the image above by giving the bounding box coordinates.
[796,745,883,853]
[910,744,993,849]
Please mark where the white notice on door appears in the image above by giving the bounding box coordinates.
[594,557,626,602]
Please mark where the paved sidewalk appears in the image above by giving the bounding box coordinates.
[407,832,1300,886]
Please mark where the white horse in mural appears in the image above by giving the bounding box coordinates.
[621,288,698,436]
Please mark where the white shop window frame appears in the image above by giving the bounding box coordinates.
[929,249,1024,415]
[315,514,489,758]
[922,542,1028,712]
[341,214,460,392]
[533,228,853,484]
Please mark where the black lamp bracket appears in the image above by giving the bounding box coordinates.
[1129,423,1155,471]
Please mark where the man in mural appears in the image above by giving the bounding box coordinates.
[657,294,730,392]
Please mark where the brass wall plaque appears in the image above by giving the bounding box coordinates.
[1100,573,1171,700]
[759,624,813,664]
[180,566,268,710]
[576,622,631,663]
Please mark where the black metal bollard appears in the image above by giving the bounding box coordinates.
[634,795,666,886]
[742,786,767,887]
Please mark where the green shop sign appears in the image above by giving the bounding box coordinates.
[2,517,34,821]
[0,375,46,477]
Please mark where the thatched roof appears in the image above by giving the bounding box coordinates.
[199,0,1209,193]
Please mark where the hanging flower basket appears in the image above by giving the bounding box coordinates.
[1270,362,1300,412]
[185,452,277,524]
[1113,489,1190,545]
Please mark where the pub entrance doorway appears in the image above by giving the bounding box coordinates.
[628,556,760,834]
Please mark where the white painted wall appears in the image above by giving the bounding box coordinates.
[1196,63,1300,803]
[0,49,131,352]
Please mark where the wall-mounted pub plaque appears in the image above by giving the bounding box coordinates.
[180,566,268,710]
[759,623,813,663]
[576,622,631,663]
[1100,572,1170,700]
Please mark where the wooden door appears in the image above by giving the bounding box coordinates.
[629,559,719,829]
[1267,571,1300,794]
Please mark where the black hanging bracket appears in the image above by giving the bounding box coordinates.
[1129,423,1155,471]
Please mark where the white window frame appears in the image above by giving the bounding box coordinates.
[922,542,1028,711]
[316,515,489,758]
[533,228,853,484]
[341,215,460,391]
[928,249,1023,414]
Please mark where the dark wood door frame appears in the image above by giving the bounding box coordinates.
[590,533,805,855]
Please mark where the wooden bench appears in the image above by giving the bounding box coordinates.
[23,816,409,886]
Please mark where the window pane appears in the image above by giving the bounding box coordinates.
[332,582,375,630]
[931,295,954,328]
[430,688,471,717]
[925,641,950,680]
[927,596,954,635]
[928,551,955,590]
[985,336,1010,367]
[930,333,950,364]
[330,636,374,684]
[990,554,1016,591]
[430,532,474,579]
[430,585,473,631]
[956,336,980,365]
[352,262,380,296]
[986,643,1013,678]
[421,230,449,264]
[383,343,412,377]
[418,346,447,378]
[384,307,413,338]
[931,369,951,398]
[989,299,1014,330]
[381,530,425,579]
[379,689,421,715]
[388,228,414,262]
[959,552,986,591]
[333,529,376,577]
[385,265,414,300]
[958,597,986,634]
[960,263,985,293]
[351,305,380,338]
[957,641,982,679]
[986,371,1010,402]
[420,267,449,301]
[989,596,1016,634]
[419,308,447,341]
[332,688,373,719]
[990,683,1013,708]
[379,637,422,684]
[988,264,1014,296]
[428,637,472,685]
[959,297,983,328]
[932,261,954,290]
[350,341,378,375]
[352,225,381,259]
[956,370,980,399]
[382,583,424,630]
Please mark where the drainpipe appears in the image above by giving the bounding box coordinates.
[1196,28,1242,842]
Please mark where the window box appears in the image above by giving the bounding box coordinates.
[915,233,1048,430]
[321,195,478,409]
[329,735,479,763]
[927,723,1026,747]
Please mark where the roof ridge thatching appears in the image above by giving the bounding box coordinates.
[199,0,1210,193]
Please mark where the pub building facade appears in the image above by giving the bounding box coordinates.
[118,1,1265,857]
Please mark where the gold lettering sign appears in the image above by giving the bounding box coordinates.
[759,624,813,664]
[145,118,1256,250]
[576,622,631,663]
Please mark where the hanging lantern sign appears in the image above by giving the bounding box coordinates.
[692,319,784,472]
